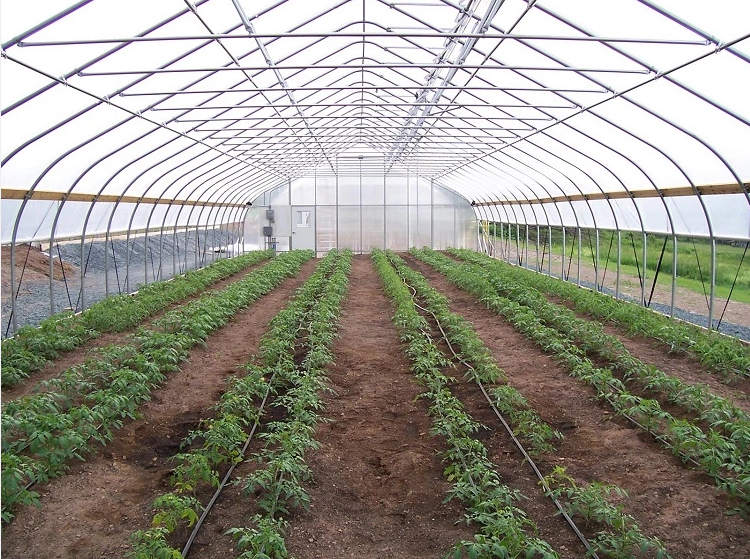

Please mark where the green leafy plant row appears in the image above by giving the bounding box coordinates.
[543,467,671,559]
[129,249,352,559]
[437,250,750,460]
[384,250,562,458]
[432,249,750,473]
[372,249,559,559]
[411,248,750,512]
[1,250,274,388]
[1,250,313,524]
[449,248,750,379]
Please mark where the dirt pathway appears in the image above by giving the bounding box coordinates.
[284,255,474,559]
[1,259,319,559]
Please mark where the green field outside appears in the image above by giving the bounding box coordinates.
[488,225,750,304]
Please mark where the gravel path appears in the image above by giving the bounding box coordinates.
[2,229,240,337]
[538,267,750,342]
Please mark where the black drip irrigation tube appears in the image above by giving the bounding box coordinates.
[181,376,276,558]
[403,280,600,559]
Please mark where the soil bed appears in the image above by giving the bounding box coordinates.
[189,256,475,559]
[402,253,750,559]
[2,257,271,402]
[3,253,749,558]
[0,259,319,559]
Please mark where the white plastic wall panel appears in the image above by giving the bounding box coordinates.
[338,176,360,205]
[385,206,409,251]
[417,177,432,206]
[361,176,384,205]
[432,206,456,250]
[316,176,337,205]
[337,206,361,252]
[316,206,337,254]
[291,177,316,205]
[385,177,408,205]
[457,205,479,250]
[269,184,290,207]
[704,195,750,240]
[361,206,385,252]
[274,206,292,237]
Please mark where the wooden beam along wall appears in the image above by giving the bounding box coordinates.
[0,188,248,209]
[474,182,750,207]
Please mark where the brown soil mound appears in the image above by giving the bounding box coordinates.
[1,244,79,286]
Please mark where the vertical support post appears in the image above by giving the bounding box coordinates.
[616,230,621,300]
[125,227,131,293]
[499,221,504,260]
[671,235,677,318]
[144,224,150,288]
[80,236,86,312]
[577,227,582,287]
[105,232,110,297]
[595,228,600,292]
[382,175,386,251]
[524,224,529,268]
[173,222,178,277]
[547,225,552,276]
[194,222,199,271]
[430,179,435,251]
[709,237,716,329]
[359,165,363,254]
[561,226,566,280]
[535,224,540,272]
[641,231,647,307]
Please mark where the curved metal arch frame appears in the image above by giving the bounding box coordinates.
[433,3,749,326]
[2,0,749,334]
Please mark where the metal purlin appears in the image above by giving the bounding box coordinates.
[13,6,328,318]
[250,6,654,300]
[452,37,681,312]
[3,64,292,333]
[388,0,636,287]
[382,0,487,170]
[459,147,584,279]
[427,1,669,278]
[533,1,750,317]
[146,158,249,285]
[191,0,332,175]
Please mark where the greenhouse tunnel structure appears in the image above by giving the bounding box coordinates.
[1,0,749,338]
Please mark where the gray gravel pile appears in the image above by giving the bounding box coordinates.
[542,269,750,343]
[2,228,240,337]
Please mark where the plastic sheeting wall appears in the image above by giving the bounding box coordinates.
[247,170,477,254]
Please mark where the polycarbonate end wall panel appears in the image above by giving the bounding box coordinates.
[316,176,336,205]
[291,177,316,205]
[432,206,455,250]
[386,177,409,205]
[361,206,385,251]
[361,176,384,205]
[385,206,409,250]
[316,206,337,254]
[337,206,361,252]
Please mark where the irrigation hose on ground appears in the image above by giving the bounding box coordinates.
[181,375,275,558]
[404,279,600,559]
[182,313,317,557]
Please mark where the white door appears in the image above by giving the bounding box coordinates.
[291,206,316,250]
